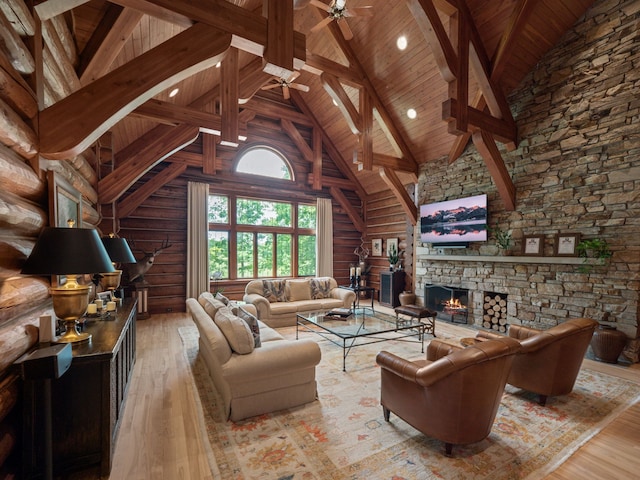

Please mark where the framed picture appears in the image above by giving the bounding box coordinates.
[387,238,398,257]
[47,171,82,228]
[522,235,544,256]
[97,291,113,303]
[371,238,382,256]
[555,233,580,256]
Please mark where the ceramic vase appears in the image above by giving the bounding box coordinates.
[590,324,627,364]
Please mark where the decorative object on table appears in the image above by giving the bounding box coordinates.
[576,238,612,273]
[590,322,627,364]
[20,223,115,343]
[522,235,544,256]
[353,237,369,274]
[398,291,416,306]
[325,308,353,319]
[490,225,512,254]
[371,238,382,256]
[211,271,223,294]
[99,234,136,298]
[554,233,580,256]
[387,239,399,270]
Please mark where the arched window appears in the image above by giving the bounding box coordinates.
[235,146,293,180]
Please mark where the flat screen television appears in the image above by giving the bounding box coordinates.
[420,194,488,245]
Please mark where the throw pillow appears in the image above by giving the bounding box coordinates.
[310,278,332,299]
[262,279,288,303]
[214,307,255,355]
[287,279,311,302]
[198,293,226,320]
[215,292,230,305]
[235,306,261,348]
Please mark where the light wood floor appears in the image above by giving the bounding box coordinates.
[104,306,640,480]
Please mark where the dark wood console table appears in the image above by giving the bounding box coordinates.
[21,298,137,478]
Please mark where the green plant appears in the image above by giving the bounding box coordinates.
[576,238,612,273]
[490,225,512,250]
[388,243,399,267]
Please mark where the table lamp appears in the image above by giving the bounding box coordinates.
[21,225,115,344]
[100,234,136,296]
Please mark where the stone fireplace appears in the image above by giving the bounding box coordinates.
[424,284,469,324]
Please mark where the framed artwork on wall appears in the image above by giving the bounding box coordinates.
[47,171,82,228]
[522,235,544,256]
[555,233,581,256]
[371,238,382,256]
[387,238,398,257]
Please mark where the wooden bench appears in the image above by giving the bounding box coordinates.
[394,305,437,337]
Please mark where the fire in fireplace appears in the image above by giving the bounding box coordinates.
[424,284,469,323]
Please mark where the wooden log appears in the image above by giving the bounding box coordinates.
[0,235,34,271]
[42,160,98,204]
[0,374,19,423]
[71,153,98,186]
[0,144,45,201]
[0,190,47,236]
[0,61,37,119]
[0,0,35,36]
[0,9,35,74]
[42,19,80,91]
[82,199,100,227]
[0,316,39,372]
[43,44,72,98]
[0,97,38,158]
[49,14,77,65]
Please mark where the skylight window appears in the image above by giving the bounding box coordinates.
[235,146,293,180]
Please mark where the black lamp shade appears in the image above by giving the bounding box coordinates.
[21,227,116,275]
[101,236,136,264]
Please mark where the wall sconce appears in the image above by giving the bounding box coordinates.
[21,226,115,344]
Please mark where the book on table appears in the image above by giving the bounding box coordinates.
[325,308,352,319]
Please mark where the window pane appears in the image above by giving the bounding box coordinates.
[208,231,229,278]
[277,234,292,277]
[257,233,274,277]
[208,195,228,223]
[236,147,292,179]
[298,204,316,229]
[237,198,291,227]
[237,232,254,278]
[298,235,316,276]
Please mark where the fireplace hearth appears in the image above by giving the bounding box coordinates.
[424,284,469,324]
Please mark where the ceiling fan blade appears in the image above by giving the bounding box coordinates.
[287,71,301,82]
[261,83,282,91]
[283,85,291,100]
[337,18,353,40]
[310,0,330,11]
[310,16,333,34]
[346,6,374,17]
[289,83,310,93]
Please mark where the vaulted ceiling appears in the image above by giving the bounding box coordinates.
[29,0,595,214]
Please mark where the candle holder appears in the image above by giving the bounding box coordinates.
[350,275,356,288]
[356,275,361,287]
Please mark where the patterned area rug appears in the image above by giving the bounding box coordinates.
[179,326,639,480]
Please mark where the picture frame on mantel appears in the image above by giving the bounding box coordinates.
[555,233,581,256]
[522,235,544,256]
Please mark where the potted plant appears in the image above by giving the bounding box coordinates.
[576,238,612,273]
[490,225,512,254]
[388,243,400,270]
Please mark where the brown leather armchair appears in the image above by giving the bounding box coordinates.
[477,318,598,405]
[376,336,521,455]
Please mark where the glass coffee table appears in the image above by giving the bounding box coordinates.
[296,309,429,371]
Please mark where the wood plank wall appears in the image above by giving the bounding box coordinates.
[117,114,363,314]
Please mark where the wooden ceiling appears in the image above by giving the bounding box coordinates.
[34,0,595,199]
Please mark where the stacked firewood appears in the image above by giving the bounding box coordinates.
[482,293,508,332]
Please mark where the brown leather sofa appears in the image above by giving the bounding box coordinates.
[376,336,521,455]
[477,318,598,405]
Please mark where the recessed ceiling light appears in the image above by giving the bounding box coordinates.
[397,35,408,51]
[407,108,417,119]
[169,88,179,98]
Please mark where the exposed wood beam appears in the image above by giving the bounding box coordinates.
[0,9,35,74]
[442,98,516,144]
[41,19,80,91]
[290,89,366,201]
[117,162,187,218]
[238,57,274,104]
[100,125,199,204]
[312,127,322,191]
[202,133,217,175]
[307,173,351,190]
[378,167,418,225]
[243,96,313,126]
[472,130,515,211]
[373,153,418,177]
[329,186,364,233]
[452,11,469,133]
[126,0,306,68]
[34,0,90,21]
[262,0,294,78]
[78,5,143,86]
[281,119,313,162]
[39,23,231,159]
[111,0,192,28]
[321,72,361,134]
[221,47,239,146]
[360,90,373,171]
[303,52,363,87]
[0,54,38,119]
[1,0,35,36]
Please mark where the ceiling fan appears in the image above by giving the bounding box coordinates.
[261,72,310,100]
[309,0,373,41]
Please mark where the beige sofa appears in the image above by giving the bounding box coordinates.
[186,293,321,421]
[243,277,356,328]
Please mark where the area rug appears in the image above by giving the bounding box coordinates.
[179,326,640,480]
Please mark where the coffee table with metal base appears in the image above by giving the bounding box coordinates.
[296,309,430,371]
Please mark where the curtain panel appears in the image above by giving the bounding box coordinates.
[316,197,333,277]
[187,182,210,298]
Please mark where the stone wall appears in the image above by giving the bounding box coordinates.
[415,0,639,360]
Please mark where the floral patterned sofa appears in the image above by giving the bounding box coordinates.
[243,277,356,328]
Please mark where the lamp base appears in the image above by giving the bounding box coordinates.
[54,320,91,344]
